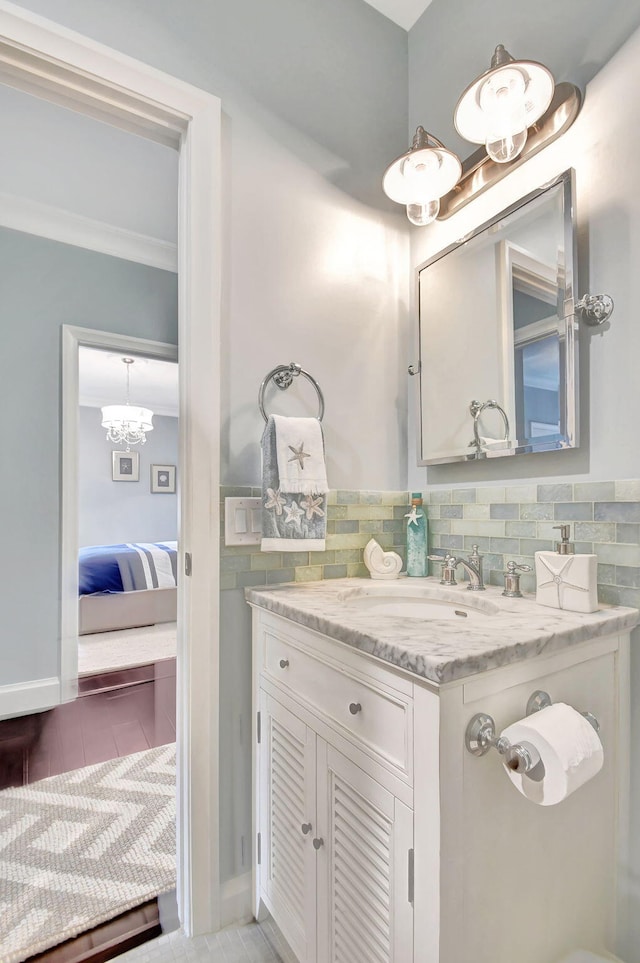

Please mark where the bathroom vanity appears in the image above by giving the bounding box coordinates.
[246,578,638,963]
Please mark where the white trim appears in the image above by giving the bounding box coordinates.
[616,634,631,957]
[61,325,178,705]
[0,193,178,271]
[0,2,221,937]
[220,872,253,928]
[0,677,60,720]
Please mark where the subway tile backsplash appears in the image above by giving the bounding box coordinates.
[220,488,408,591]
[426,480,640,608]
[220,481,640,610]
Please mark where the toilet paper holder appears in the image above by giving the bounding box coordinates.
[465,689,600,775]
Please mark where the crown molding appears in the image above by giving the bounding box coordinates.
[0,191,178,272]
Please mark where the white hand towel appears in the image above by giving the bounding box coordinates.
[261,415,329,552]
[272,414,329,495]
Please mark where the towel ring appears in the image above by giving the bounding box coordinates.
[258,362,325,423]
[469,399,510,450]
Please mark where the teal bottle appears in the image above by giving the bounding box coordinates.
[405,492,428,577]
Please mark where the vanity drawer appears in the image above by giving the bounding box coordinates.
[261,626,412,776]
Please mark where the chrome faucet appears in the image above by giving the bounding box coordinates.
[448,545,485,591]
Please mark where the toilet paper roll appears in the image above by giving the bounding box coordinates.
[500,702,603,806]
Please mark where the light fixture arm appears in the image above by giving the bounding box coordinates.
[123,357,133,405]
[411,126,447,151]
[490,43,514,69]
[440,81,582,218]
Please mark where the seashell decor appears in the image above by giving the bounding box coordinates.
[363,538,404,580]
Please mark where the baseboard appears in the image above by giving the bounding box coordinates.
[0,677,60,720]
[220,872,253,928]
[0,192,178,273]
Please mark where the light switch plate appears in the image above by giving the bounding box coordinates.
[224,496,262,546]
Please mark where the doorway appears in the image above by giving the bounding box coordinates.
[0,0,221,940]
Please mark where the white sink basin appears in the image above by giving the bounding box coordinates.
[336,582,500,620]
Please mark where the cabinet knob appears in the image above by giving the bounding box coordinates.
[349,702,362,715]
[301,822,312,835]
[312,837,324,850]
[279,659,289,669]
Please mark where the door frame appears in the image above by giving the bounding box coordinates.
[0,1,221,937]
[60,325,179,700]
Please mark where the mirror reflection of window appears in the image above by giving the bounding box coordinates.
[416,170,577,465]
[511,266,563,446]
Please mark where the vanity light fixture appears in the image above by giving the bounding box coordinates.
[101,357,154,450]
[382,126,462,225]
[454,45,555,164]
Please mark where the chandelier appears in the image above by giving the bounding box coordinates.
[101,357,154,450]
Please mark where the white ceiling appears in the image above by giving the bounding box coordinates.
[78,346,179,417]
[361,0,432,30]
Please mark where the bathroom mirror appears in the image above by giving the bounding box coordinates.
[416,168,578,465]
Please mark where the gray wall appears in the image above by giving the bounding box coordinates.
[409,0,640,163]
[10,0,410,891]
[0,83,178,242]
[408,8,640,958]
[0,228,177,688]
[408,13,640,490]
[78,407,178,546]
[13,0,411,493]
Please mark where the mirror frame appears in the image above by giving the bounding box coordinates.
[415,168,578,466]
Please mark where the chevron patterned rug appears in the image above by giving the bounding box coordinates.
[0,743,176,963]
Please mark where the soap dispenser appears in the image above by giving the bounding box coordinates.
[534,524,598,613]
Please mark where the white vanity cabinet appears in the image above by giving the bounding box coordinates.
[249,586,635,963]
[253,610,416,963]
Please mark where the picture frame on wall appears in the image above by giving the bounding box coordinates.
[151,464,176,494]
[112,450,140,482]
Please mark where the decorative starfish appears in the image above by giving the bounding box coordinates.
[300,494,325,521]
[404,506,423,527]
[536,555,588,606]
[288,442,311,470]
[264,488,285,515]
[284,500,304,526]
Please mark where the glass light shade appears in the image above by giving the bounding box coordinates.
[454,49,554,150]
[101,405,154,446]
[383,134,461,207]
[406,199,440,226]
[485,128,528,163]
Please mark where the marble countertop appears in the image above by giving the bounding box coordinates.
[245,577,639,685]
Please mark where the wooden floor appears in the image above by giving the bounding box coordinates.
[0,659,177,962]
[25,901,163,963]
[0,658,176,790]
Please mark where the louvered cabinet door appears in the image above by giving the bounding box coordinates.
[316,741,414,963]
[258,692,317,963]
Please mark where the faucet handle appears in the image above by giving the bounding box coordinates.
[469,544,482,559]
[503,561,533,598]
[427,553,457,586]
[506,561,532,574]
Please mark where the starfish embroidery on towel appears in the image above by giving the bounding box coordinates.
[300,494,325,521]
[536,555,588,606]
[264,488,285,515]
[288,442,311,470]
[404,506,423,528]
[284,500,305,526]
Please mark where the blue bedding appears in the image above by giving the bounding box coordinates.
[79,542,178,596]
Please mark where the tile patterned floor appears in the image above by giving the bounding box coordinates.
[117,920,298,963]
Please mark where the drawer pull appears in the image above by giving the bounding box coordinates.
[301,822,312,835]
[349,702,362,715]
[279,659,289,669]
[312,837,324,850]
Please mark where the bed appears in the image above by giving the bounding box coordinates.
[78,541,178,635]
